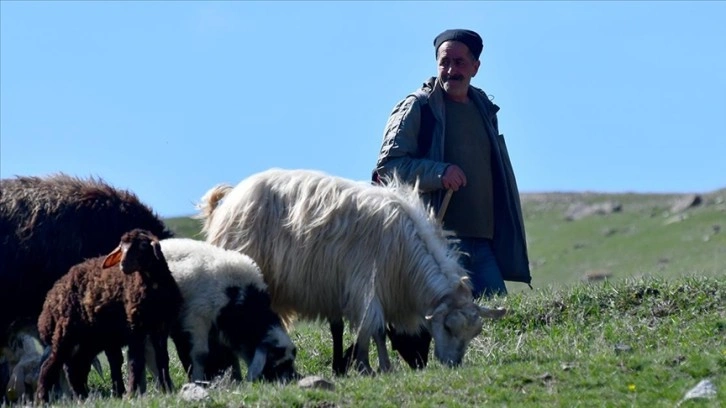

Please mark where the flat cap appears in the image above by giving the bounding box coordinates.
[433,29,483,59]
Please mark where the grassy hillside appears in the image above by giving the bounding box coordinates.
[164,215,206,241]
[519,188,725,291]
[164,189,726,292]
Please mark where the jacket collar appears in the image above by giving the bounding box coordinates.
[421,76,500,118]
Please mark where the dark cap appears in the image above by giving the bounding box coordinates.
[433,29,483,60]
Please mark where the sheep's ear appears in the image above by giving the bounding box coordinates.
[102,246,123,269]
[151,241,163,260]
[247,346,268,382]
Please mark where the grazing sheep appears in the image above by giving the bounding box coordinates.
[144,238,299,384]
[2,322,42,404]
[196,168,505,374]
[35,229,183,402]
[0,173,173,349]
[1,320,104,404]
[0,360,7,403]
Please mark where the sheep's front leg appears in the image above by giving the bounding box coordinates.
[387,325,431,369]
[329,319,350,376]
[126,335,147,396]
[187,323,212,382]
[351,337,374,375]
[105,347,125,398]
[169,329,193,379]
[149,331,174,393]
[373,326,391,373]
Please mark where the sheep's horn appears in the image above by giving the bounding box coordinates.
[477,306,507,319]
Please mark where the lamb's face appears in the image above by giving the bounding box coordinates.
[248,327,300,384]
[103,229,164,275]
[119,238,159,275]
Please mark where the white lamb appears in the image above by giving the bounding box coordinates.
[147,238,299,384]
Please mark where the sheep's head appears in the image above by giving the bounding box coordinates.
[3,331,42,403]
[247,327,300,384]
[425,279,506,367]
[102,229,165,275]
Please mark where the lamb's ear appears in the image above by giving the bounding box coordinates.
[151,241,163,260]
[247,346,268,382]
[102,246,123,269]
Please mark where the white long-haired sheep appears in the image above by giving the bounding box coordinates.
[196,168,504,374]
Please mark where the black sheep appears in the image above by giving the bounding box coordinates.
[0,173,173,347]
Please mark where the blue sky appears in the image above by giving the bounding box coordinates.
[2,1,724,218]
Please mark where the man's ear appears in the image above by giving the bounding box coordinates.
[472,59,481,77]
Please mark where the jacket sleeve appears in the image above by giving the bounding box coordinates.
[374,96,449,192]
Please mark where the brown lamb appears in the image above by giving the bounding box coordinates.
[35,229,183,402]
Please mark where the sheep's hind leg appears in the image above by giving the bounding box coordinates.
[105,347,125,398]
[346,326,390,374]
[352,299,385,375]
[36,341,72,402]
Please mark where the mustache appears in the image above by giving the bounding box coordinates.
[443,74,464,81]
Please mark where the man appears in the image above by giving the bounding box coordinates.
[374,29,531,299]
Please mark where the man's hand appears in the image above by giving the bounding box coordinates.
[441,165,466,191]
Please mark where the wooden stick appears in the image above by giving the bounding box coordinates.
[436,189,454,223]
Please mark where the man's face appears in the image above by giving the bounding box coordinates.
[437,41,481,100]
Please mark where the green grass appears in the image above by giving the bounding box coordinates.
[37,275,725,407]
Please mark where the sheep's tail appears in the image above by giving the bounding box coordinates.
[194,183,233,227]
